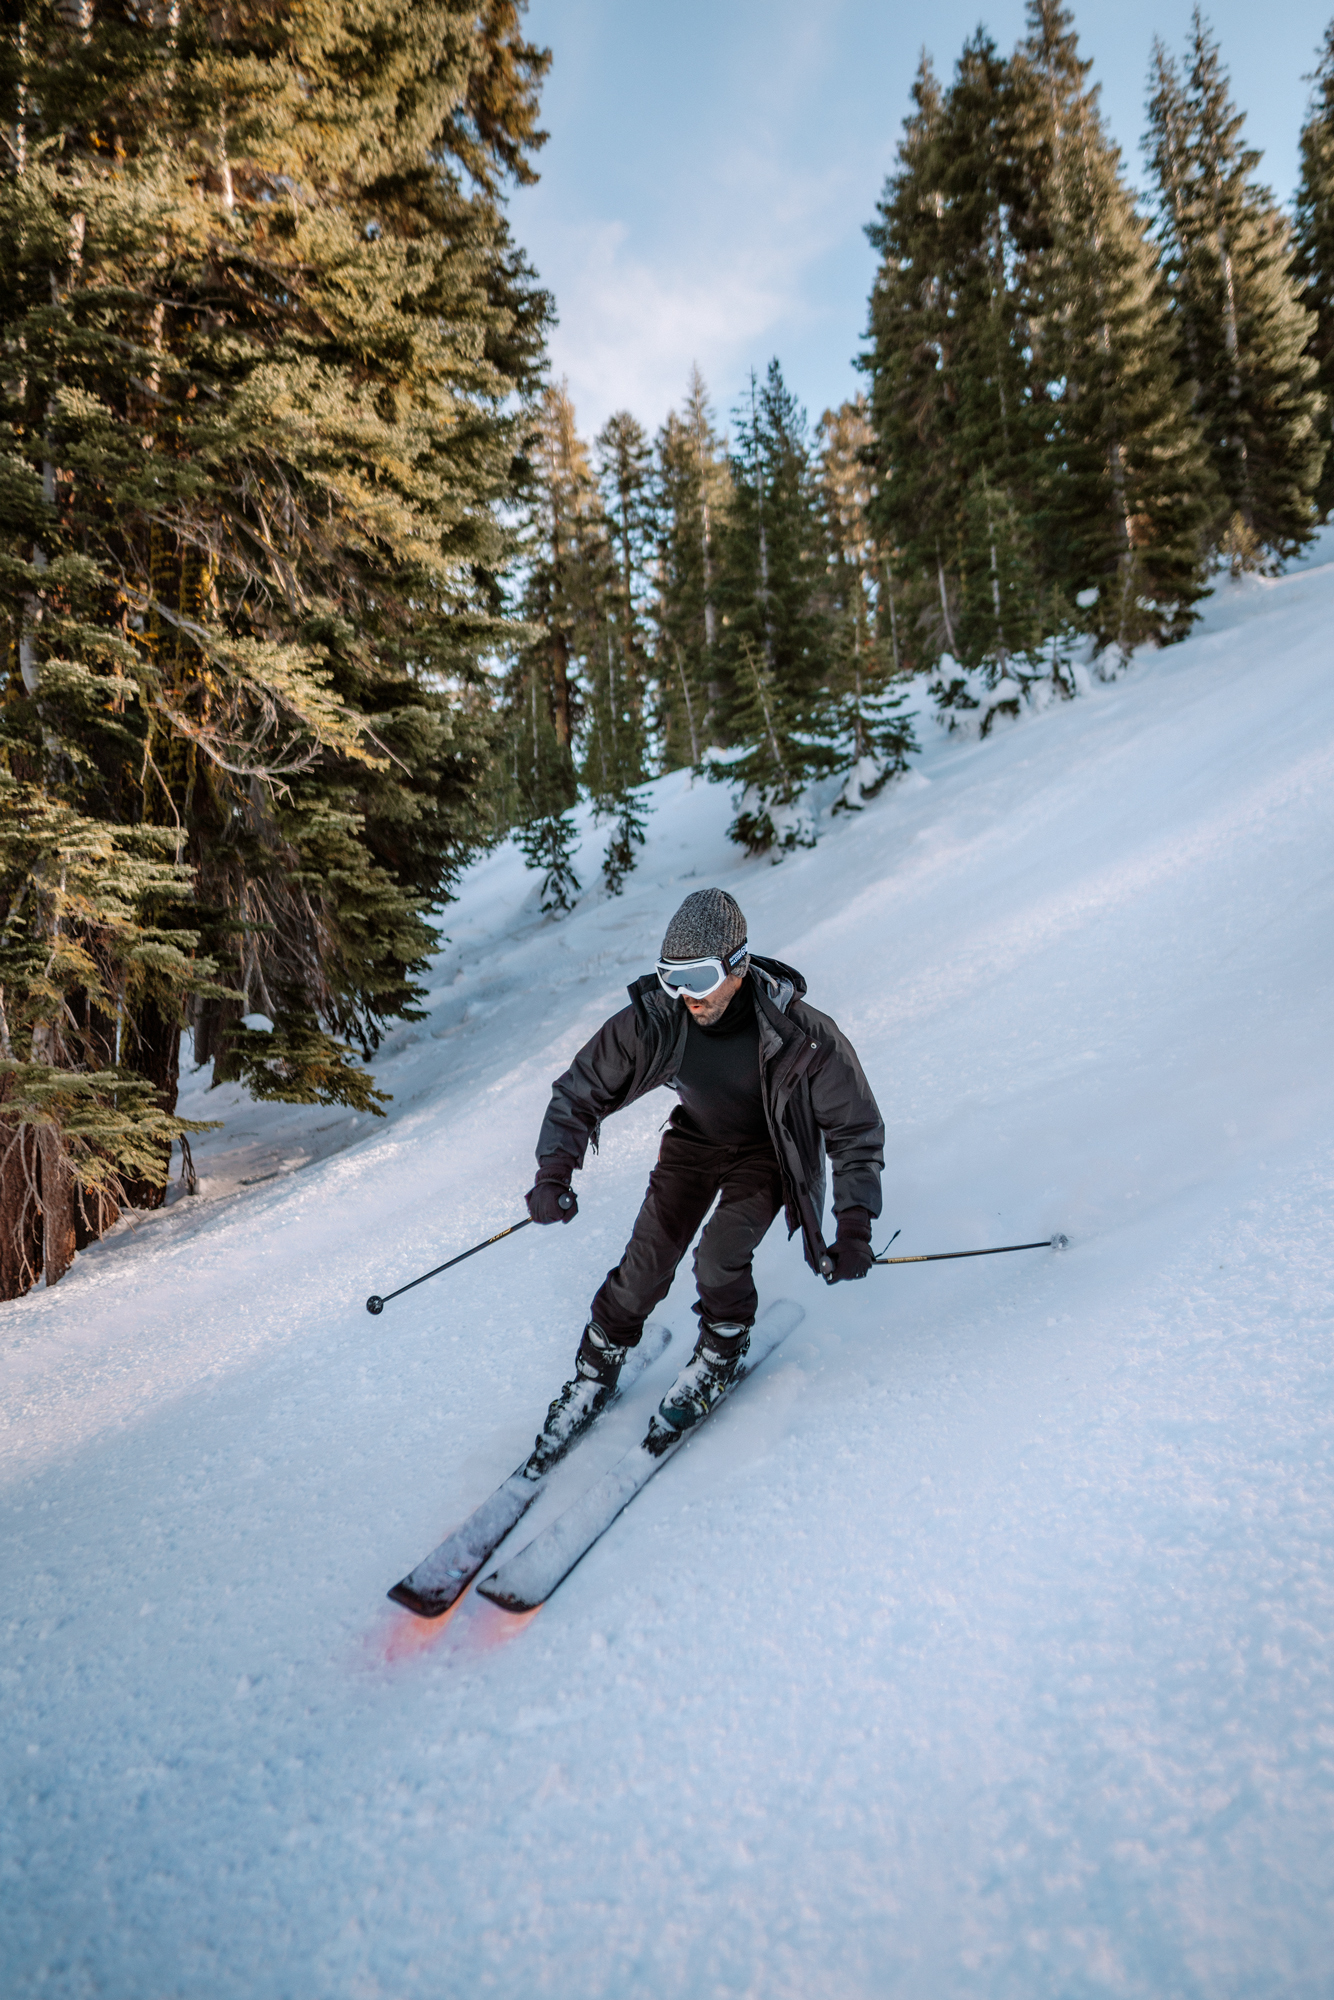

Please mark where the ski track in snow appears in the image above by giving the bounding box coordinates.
[3,558,1334,1998]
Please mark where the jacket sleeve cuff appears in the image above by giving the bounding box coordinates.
[835,1204,873,1242]
[535,1150,579,1184]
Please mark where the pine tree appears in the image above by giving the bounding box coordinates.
[816,396,917,806]
[0,1,551,1292]
[711,361,835,856]
[653,367,730,767]
[864,8,1214,685]
[935,27,1044,670]
[1000,1,1224,656]
[1147,10,1324,566]
[0,779,224,1291]
[589,411,652,892]
[954,473,1044,679]
[863,54,962,668]
[1293,22,1334,518]
[863,31,1069,674]
[1017,0,1214,654]
[502,384,601,913]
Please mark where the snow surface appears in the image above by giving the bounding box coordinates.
[4,555,1334,1998]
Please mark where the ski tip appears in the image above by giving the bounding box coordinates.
[475,1575,541,1615]
[1051,1233,1069,1251]
[387,1579,447,1619]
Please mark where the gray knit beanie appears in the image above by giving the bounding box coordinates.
[660,887,748,964]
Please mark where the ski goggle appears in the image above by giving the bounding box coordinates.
[656,943,749,998]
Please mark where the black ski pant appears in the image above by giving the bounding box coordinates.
[590,1126,786,1343]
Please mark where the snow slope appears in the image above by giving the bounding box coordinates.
[4,555,1334,1999]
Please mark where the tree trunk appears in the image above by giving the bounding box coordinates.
[192,993,243,1073]
[936,547,959,654]
[118,998,181,1210]
[550,630,572,750]
[38,1126,77,1287]
[0,1082,43,1302]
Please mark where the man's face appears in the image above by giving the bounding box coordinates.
[681,969,745,1027]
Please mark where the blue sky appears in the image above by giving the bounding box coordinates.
[513,0,1331,440]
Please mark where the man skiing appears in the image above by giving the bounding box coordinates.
[525,887,884,1451]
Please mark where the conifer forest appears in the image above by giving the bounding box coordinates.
[3,0,1334,1300]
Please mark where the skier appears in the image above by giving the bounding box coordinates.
[525,887,884,1449]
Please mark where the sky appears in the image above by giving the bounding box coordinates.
[512,0,1332,441]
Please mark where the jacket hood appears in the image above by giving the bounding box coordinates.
[748,954,806,1013]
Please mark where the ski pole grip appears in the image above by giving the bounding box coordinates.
[558,1192,572,1210]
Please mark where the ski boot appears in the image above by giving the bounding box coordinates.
[646,1318,751,1455]
[527,1322,628,1477]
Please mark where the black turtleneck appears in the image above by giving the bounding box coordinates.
[670,978,772,1148]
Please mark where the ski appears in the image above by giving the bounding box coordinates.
[475,1299,804,1613]
[387,1320,672,1618]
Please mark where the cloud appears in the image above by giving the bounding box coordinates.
[536,144,881,437]
[543,222,788,436]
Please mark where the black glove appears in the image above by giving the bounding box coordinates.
[825,1206,875,1283]
[525,1153,579,1226]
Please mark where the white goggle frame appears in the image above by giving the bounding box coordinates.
[656,943,749,999]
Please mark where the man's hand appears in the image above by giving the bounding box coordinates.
[525,1154,579,1226]
[825,1206,874,1282]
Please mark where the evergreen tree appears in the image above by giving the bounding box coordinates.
[0,780,222,1291]
[816,396,917,806]
[864,31,1060,679]
[933,27,1045,670]
[1147,11,1324,566]
[864,8,1213,684]
[953,473,1044,679]
[1017,0,1214,653]
[589,411,652,892]
[502,383,600,913]
[1293,21,1334,518]
[863,54,963,668]
[0,1,550,1293]
[653,366,730,766]
[711,361,835,856]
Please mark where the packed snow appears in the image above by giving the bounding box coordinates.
[4,549,1334,1998]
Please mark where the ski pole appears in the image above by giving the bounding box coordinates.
[874,1232,1068,1267]
[366,1217,533,1315]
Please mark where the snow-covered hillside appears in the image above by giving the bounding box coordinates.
[4,552,1334,1999]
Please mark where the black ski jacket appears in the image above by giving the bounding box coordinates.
[535,956,884,1275]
